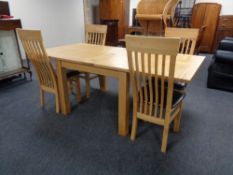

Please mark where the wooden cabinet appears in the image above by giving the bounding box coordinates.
[99,0,129,39]
[192,3,221,53]
[212,15,233,52]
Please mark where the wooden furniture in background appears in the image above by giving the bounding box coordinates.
[100,19,118,46]
[0,1,31,80]
[191,3,221,53]
[136,0,169,35]
[99,0,129,39]
[126,35,184,153]
[82,24,107,98]
[17,29,82,113]
[213,15,233,52]
[165,27,199,54]
[47,43,205,136]
[136,0,180,34]
[162,0,180,28]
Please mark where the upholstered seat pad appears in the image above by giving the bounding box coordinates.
[66,70,80,78]
[140,85,185,109]
[150,78,187,91]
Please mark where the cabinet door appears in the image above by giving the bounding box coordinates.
[192,3,221,53]
[0,30,22,74]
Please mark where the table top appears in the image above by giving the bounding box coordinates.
[47,43,205,82]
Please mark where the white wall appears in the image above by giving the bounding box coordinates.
[129,0,140,26]
[3,0,85,49]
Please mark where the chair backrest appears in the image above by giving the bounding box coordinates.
[163,0,180,28]
[16,29,57,90]
[165,27,199,54]
[85,24,107,45]
[126,35,180,119]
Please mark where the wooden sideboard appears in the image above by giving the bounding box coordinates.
[99,0,129,39]
[212,15,233,52]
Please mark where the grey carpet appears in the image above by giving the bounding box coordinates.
[0,55,233,175]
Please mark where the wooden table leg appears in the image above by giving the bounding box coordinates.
[56,60,71,115]
[99,75,107,92]
[118,72,130,136]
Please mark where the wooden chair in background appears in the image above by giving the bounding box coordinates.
[126,35,185,153]
[16,29,81,113]
[80,24,107,98]
[136,0,180,35]
[162,0,181,28]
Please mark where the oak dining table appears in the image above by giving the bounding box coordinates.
[47,43,205,137]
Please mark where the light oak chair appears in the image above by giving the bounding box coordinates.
[80,24,107,98]
[165,27,199,91]
[165,27,199,54]
[125,35,185,153]
[16,29,81,113]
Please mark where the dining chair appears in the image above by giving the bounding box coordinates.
[125,35,185,153]
[16,29,81,113]
[165,27,199,54]
[165,27,199,91]
[78,24,107,98]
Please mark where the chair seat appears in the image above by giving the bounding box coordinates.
[174,82,187,90]
[66,70,80,78]
[150,78,187,91]
[141,85,185,108]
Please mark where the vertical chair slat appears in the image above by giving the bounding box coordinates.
[154,54,159,117]
[141,52,148,114]
[135,52,143,113]
[148,53,153,116]
[159,54,165,118]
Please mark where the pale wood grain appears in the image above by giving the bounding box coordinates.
[16,29,81,113]
[47,43,205,82]
[47,41,205,137]
[126,35,183,153]
[165,27,199,54]
[83,24,108,97]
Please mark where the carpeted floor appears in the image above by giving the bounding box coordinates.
[0,55,233,175]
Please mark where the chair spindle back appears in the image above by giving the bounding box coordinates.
[165,27,199,54]
[126,35,180,119]
[17,29,57,90]
[85,24,107,46]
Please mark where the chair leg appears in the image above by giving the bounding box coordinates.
[40,89,45,107]
[98,75,107,91]
[75,77,82,103]
[173,102,184,133]
[85,73,91,98]
[130,109,138,141]
[55,92,60,114]
[161,125,170,153]
[67,80,72,94]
